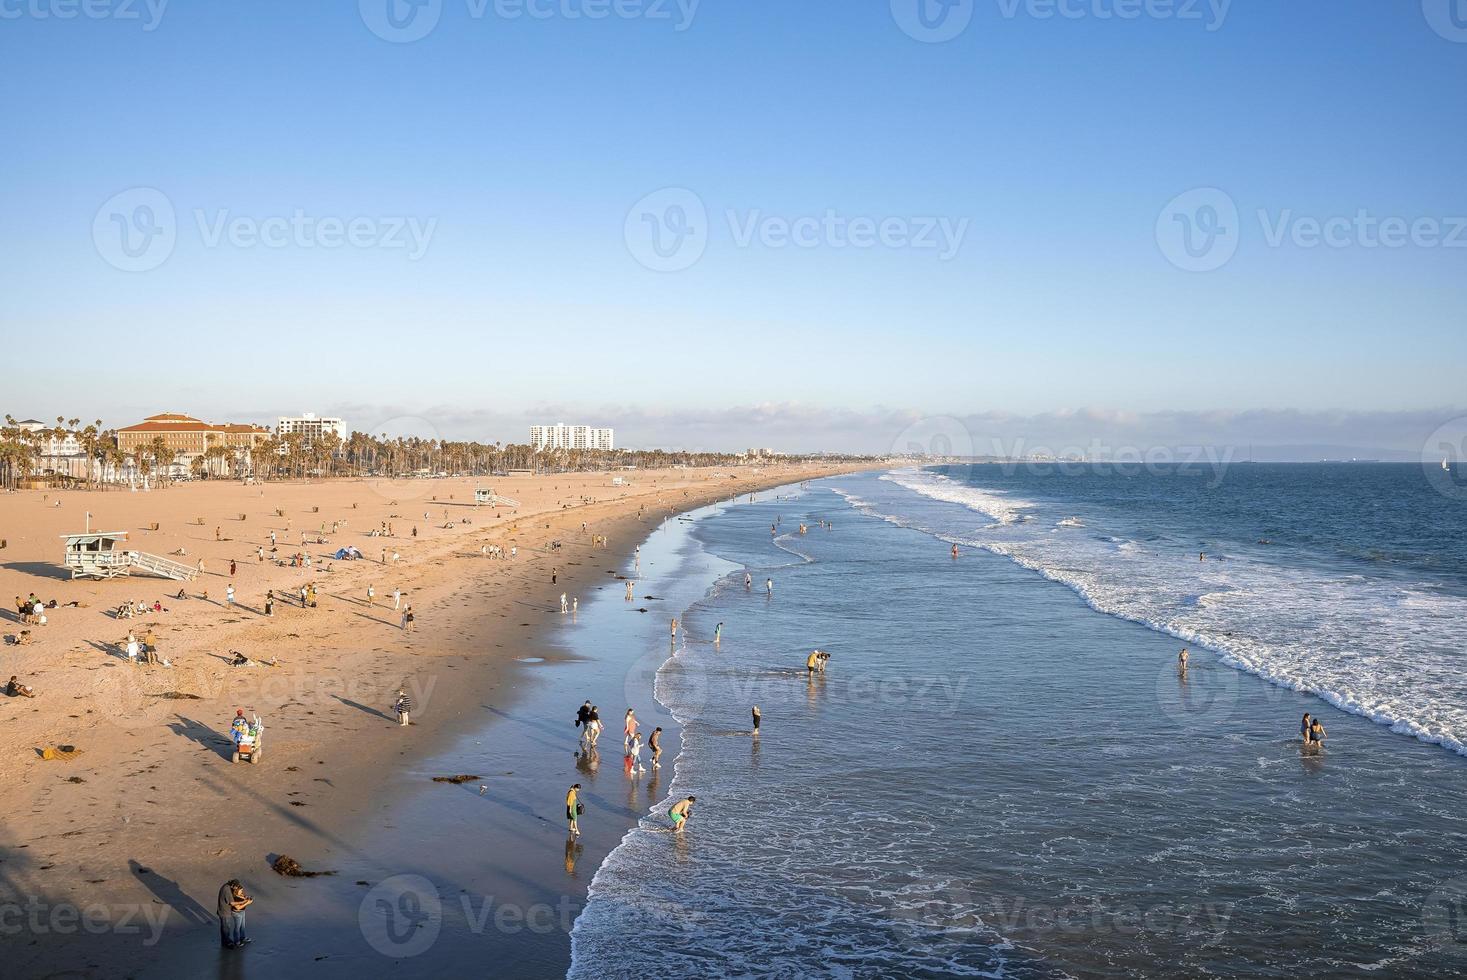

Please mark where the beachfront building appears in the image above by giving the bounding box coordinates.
[11,419,90,479]
[115,413,272,478]
[277,413,346,448]
[530,424,614,452]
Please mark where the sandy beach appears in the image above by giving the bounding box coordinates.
[0,463,868,975]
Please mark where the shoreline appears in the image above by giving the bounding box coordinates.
[0,465,872,976]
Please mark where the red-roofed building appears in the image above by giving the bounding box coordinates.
[116,413,272,476]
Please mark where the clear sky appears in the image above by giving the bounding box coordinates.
[2,0,1464,454]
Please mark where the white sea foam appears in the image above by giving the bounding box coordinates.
[864,469,1467,758]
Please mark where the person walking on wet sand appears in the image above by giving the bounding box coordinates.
[567,784,582,836]
[765,578,773,597]
[217,879,252,949]
[623,708,639,753]
[649,726,663,768]
[587,705,602,747]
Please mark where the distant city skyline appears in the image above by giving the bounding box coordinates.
[7,402,1464,461]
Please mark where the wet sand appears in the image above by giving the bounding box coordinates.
[0,466,865,977]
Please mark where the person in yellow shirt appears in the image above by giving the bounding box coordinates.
[566,783,582,836]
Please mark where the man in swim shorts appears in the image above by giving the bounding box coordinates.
[669,796,695,832]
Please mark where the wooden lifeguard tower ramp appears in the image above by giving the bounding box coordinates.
[61,531,198,582]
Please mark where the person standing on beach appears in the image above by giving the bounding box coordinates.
[143,628,158,665]
[572,597,578,615]
[752,706,760,735]
[402,605,415,631]
[366,583,375,606]
[714,622,723,646]
[560,593,569,614]
[394,690,413,726]
[626,580,634,601]
[552,567,558,585]
[623,709,639,753]
[576,700,593,746]
[393,588,402,610]
[649,726,662,768]
[668,796,695,832]
[225,584,235,607]
[264,591,274,617]
[567,784,582,836]
[217,879,252,949]
[670,618,678,641]
[229,559,237,577]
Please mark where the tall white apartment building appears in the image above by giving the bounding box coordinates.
[277,413,346,446]
[530,424,614,452]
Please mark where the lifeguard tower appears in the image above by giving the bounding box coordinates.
[475,488,520,507]
[61,531,198,582]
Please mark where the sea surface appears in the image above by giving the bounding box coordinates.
[569,465,1467,978]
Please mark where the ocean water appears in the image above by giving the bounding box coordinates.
[569,468,1467,978]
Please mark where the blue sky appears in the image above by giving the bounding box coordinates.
[2,0,1464,453]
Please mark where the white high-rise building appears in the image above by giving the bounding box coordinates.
[530,424,614,452]
[277,413,346,446]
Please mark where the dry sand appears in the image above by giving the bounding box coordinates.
[0,463,868,968]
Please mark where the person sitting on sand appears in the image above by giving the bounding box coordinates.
[6,675,36,697]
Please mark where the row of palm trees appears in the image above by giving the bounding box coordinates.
[1,416,829,490]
